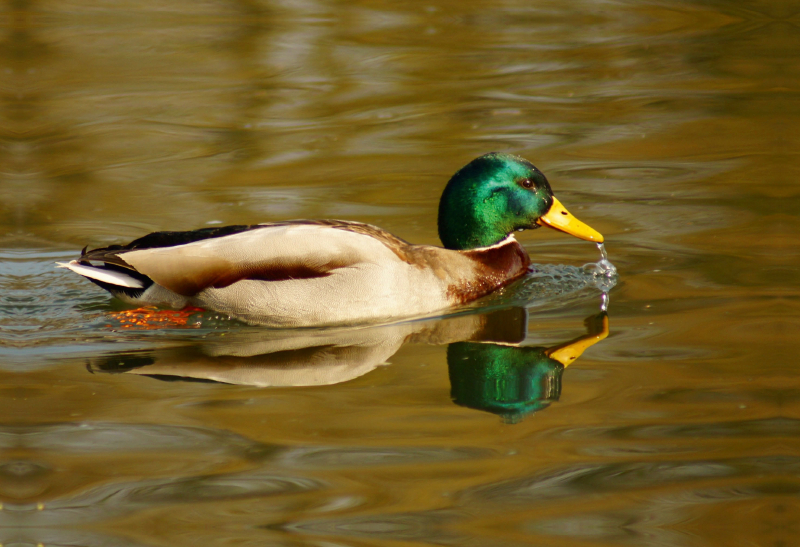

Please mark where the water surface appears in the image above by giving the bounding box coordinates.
[0,0,796,546]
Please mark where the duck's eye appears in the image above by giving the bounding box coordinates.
[520,178,535,189]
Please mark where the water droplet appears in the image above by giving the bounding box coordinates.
[590,243,617,278]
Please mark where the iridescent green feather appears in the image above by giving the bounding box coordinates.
[437,153,554,250]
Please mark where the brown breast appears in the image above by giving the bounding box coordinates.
[446,239,531,304]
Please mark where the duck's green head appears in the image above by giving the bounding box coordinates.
[438,153,603,250]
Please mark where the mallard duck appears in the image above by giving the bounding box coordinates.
[58,153,603,327]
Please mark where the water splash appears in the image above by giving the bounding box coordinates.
[479,242,619,313]
[472,257,617,315]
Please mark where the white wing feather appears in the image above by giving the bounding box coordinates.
[57,261,145,288]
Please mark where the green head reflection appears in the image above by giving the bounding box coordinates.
[448,343,563,423]
[448,312,609,423]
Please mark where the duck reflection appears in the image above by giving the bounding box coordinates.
[89,307,608,422]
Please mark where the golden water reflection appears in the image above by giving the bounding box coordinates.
[1,0,796,545]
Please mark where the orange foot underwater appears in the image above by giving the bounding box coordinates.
[106,306,206,329]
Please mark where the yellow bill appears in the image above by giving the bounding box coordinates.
[537,196,604,242]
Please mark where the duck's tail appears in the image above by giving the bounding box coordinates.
[57,260,152,300]
[57,260,145,288]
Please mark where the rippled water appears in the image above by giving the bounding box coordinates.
[1,0,796,545]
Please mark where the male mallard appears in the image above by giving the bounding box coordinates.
[59,153,603,327]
